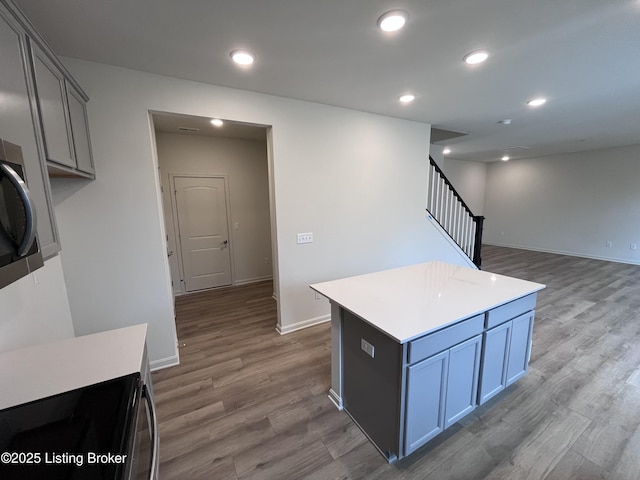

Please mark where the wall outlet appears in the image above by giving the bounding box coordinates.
[314,292,321,300]
[297,232,313,244]
[606,241,613,248]
[361,338,375,358]
[631,243,638,251]
[264,257,270,265]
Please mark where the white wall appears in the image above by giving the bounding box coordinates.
[442,157,487,215]
[0,256,74,353]
[52,58,472,365]
[155,133,272,290]
[484,144,640,264]
[430,144,445,168]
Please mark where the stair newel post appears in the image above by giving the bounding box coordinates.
[472,215,485,268]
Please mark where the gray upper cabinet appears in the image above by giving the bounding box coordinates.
[29,41,74,169]
[0,0,96,259]
[0,4,60,258]
[66,84,94,175]
[28,37,94,179]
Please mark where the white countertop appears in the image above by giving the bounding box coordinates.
[311,262,545,343]
[0,324,147,410]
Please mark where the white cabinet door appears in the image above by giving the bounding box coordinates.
[404,349,448,455]
[445,334,482,427]
[478,321,511,405]
[479,311,535,405]
[506,312,535,385]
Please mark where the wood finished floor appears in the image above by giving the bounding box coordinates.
[152,246,640,479]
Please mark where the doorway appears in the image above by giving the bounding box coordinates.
[172,175,232,292]
[152,112,274,297]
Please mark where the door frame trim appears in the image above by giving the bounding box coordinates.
[169,173,234,293]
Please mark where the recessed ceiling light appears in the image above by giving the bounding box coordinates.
[527,98,547,107]
[210,118,224,127]
[443,148,451,155]
[463,50,489,65]
[501,155,510,161]
[399,93,415,103]
[230,50,255,66]
[498,119,512,125]
[378,10,408,32]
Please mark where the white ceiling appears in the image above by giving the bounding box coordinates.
[14,0,640,162]
[152,113,267,141]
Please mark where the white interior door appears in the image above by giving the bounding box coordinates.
[174,176,232,292]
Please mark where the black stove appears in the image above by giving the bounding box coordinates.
[0,372,141,480]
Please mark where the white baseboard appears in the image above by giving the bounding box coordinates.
[174,276,274,298]
[234,275,273,286]
[484,242,640,266]
[150,354,180,371]
[276,314,331,335]
[328,389,344,411]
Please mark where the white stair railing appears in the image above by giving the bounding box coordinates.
[427,157,484,267]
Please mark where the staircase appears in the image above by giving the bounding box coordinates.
[427,156,484,268]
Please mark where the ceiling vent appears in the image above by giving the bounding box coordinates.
[178,127,200,133]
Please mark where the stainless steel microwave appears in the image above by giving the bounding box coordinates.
[0,138,43,289]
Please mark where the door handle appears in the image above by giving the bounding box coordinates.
[0,162,37,257]
[143,383,159,480]
[222,240,228,245]
[167,250,174,257]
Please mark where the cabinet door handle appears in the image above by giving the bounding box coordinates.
[0,163,37,256]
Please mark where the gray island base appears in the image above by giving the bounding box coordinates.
[311,261,545,462]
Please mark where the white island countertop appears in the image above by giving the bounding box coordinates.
[311,262,545,343]
[0,324,147,410]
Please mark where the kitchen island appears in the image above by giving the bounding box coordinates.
[311,261,545,462]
